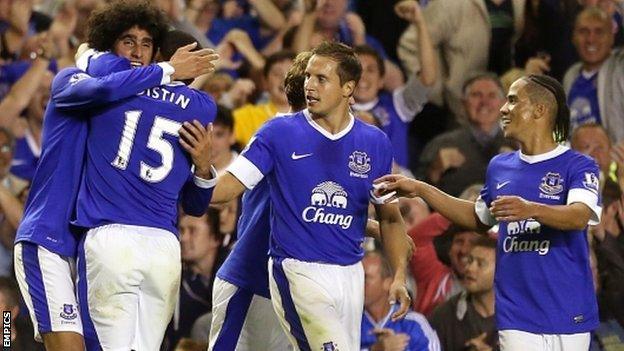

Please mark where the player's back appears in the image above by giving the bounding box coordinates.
[15,68,89,256]
[74,83,216,234]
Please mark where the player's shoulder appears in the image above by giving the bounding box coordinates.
[353,118,391,144]
[51,67,87,91]
[564,148,596,165]
[258,112,299,133]
[489,150,517,165]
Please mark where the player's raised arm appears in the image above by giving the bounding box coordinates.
[375,174,491,232]
[53,43,219,110]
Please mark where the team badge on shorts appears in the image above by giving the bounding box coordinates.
[322,341,338,351]
[60,304,78,321]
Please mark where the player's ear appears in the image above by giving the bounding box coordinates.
[533,102,548,121]
[342,80,356,98]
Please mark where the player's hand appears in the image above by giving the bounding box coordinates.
[372,328,410,351]
[465,332,492,351]
[489,196,537,222]
[388,280,411,321]
[179,121,214,179]
[169,43,220,81]
[394,0,423,25]
[374,174,422,200]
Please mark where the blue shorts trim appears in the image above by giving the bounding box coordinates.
[212,286,254,350]
[21,242,51,334]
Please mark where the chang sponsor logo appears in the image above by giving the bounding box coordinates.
[503,219,550,255]
[302,181,353,229]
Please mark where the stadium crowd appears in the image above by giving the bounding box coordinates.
[0,0,622,350]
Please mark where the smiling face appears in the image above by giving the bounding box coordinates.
[304,55,352,117]
[464,78,505,132]
[573,12,614,71]
[354,53,384,103]
[113,25,154,67]
[499,79,536,143]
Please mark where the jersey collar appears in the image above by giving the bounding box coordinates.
[519,144,569,164]
[303,109,354,141]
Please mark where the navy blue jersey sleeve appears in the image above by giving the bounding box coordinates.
[567,155,602,225]
[83,52,133,77]
[179,169,217,216]
[51,65,165,110]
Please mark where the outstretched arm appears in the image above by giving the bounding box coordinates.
[375,174,490,232]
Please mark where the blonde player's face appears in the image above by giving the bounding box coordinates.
[304,55,350,117]
[113,26,154,67]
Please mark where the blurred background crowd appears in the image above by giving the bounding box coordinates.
[0,0,622,350]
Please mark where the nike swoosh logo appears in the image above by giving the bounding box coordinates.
[496,181,511,190]
[291,152,313,160]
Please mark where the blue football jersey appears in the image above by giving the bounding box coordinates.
[10,130,40,181]
[476,145,601,334]
[228,110,393,265]
[361,306,440,351]
[72,79,217,235]
[15,65,167,256]
[216,178,271,297]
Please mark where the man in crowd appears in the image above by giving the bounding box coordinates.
[430,237,497,351]
[564,7,624,142]
[417,73,516,196]
[361,250,440,351]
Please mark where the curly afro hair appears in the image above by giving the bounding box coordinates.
[87,0,169,55]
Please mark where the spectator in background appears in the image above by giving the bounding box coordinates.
[232,50,294,147]
[417,73,516,197]
[292,0,405,90]
[429,237,498,351]
[361,250,440,351]
[207,0,286,51]
[564,7,624,142]
[0,277,43,350]
[211,106,238,175]
[351,1,435,170]
[590,184,624,332]
[399,197,430,229]
[0,127,23,278]
[398,0,525,122]
[164,209,229,350]
[571,123,624,192]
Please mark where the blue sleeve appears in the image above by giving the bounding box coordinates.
[85,52,134,77]
[180,176,215,216]
[241,124,275,176]
[51,65,164,110]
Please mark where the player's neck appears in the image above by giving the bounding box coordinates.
[470,289,495,318]
[518,133,558,156]
[311,104,351,135]
[366,298,392,322]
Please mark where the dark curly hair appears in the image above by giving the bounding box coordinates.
[87,0,169,56]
